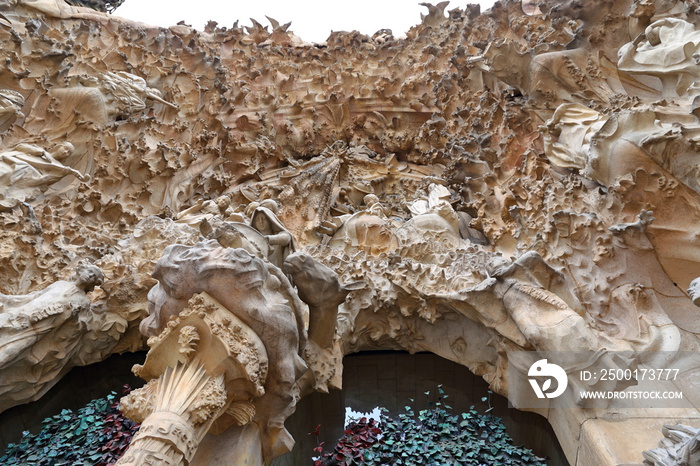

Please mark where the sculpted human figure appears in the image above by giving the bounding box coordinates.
[0,142,88,210]
[541,103,610,171]
[483,251,596,351]
[482,248,678,354]
[687,277,700,307]
[398,184,461,248]
[484,39,619,105]
[175,195,234,230]
[542,104,700,193]
[329,193,399,255]
[408,183,450,217]
[47,72,175,136]
[476,252,649,404]
[0,264,104,412]
[362,193,387,217]
[17,0,110,21]
[250,200,295,268]
[100,71,177,114]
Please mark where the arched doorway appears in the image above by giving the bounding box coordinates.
[275,351,569,465]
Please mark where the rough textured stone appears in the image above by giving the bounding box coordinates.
[2,0,700,464]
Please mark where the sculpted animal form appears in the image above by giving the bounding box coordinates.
[283,252,362,348]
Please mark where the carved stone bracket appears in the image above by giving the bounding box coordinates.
[118,292,268,465]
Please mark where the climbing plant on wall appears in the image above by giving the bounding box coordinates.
[313,386,548,465]
[0,386,139,465]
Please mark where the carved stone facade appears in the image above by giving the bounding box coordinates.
[2,0,700,464]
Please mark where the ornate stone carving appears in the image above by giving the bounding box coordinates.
[0,263,125,412]
[0,142,87,210]
[1,0,700,464]
[643,424,700,466]
[619,18,700,97]
[249,201,295,268]
[131,239,309,462]
[0,90,25,135]
[119,291,267,465]
[283,251,362,350]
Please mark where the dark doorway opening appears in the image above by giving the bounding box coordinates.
[276,351,569,465]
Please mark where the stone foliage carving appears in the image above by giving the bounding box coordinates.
[2,0,700,465]
[119,292,266,465]
[125,201,361,461]
[0,90,25,134]
[643,424,700,466]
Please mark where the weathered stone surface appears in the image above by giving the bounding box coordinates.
[2,0,700,464]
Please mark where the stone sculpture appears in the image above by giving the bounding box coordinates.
[0,264,121,412]
[399,183,462,247]
[541,103,610,171]
[283,252,362,349]
[483,251,593,351]
[125,206,361,461]
[65,0,124,13]
[47,71,176,136]
[328,194,399,255]
[249,201,295,268]
[0,142,87,210]
[0,90,24,134]
[618,18,700,97]
[521,0,542,15]
[688,277,700,307]
[643,424,700,466]
[1,0,700,465]
[136,239,308,462]
[119,292,268,465]
[542,103,700,193]
[100,71,177,114]
[175,195,233,229]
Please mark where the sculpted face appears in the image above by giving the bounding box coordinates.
[74,265,104,291]
[487,256,511,277]
[215,195,230,211]
[253,213,270,233]
[363,194,379,206]
[142,281,186,337]
[52,142,74,161]
[687,277,700,306]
